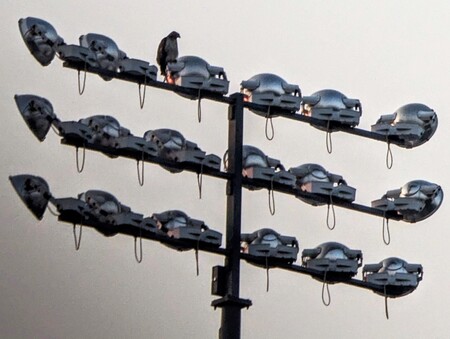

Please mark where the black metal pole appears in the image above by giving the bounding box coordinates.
[216,93,251,339]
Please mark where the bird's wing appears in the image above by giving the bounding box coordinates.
[156,37,167,66]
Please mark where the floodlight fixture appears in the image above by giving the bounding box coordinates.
[371,103,438,148]
[18,17,64,66]
[59,115,158,160]
[241,73,301,115]
[372,180,443,222]
[14,94,164,176]
[302,242,362,282]
[9,174,52,220]
[78,115,131,148]
[236,145,296,189]
[55,44,98,67]
[151,210,222,250]
[289,163,356,206]
[144,128,221,173]
[363,257,423,298]
[118,58,158,80]
[166,56,229,98]
[55,190,143,236]
[302,89,361,131]
[14,94,58,141]
[79,33,127,80]
[240,228,299,267]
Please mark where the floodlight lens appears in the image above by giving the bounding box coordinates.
[9,174,50,220]
[324,249,347,260]
[261,233,281,248]
[311,169,328,180]
[18,17,63,66]
[167,216,187,229]
[14,94,56,141]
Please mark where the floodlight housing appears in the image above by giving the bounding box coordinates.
[371,103,438,148]
[372,180,443,222]
[144,128,221,173]
[54,192,150,238]
[18,17,64,66]
[302,89,361,131]
[14,94,58,141]
[239,145,296,189]
[302,242,362,282]
[241,228,299,267]
[55,114,158,159]
[151,210,222,250]
[73,190,142,236]
[55,44,98,67]
[289,163,356,206]
[79,115,130,148]
[9,174,52,220]
[79,33,127,80]
[118,58,158,81]
[363,257,423,297]
[166,56,229,98]
[241,73,301,115]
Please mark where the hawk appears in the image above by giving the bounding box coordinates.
[157,31,180,76]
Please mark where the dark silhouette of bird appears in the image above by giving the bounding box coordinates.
[157,31,180,76]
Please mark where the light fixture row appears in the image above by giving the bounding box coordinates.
[19,17,438,149]
[10,174,423,299]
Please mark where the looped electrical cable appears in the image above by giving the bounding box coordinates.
[75,143,86,173]
[138,76,148,109]
[326,120,333,154]
[197,162,204,200]
[326,193,336,230]
[382,213,391,245]
[73,223,82,251]
[385,135,394,169]
[77,62,87,95]
[136,152,145,187]
[195,238,200,276]
[384,284,390,319]
[265,255,270,292]
[134,226,143,264]
[265,106,274,141]
[268,177,276,216]
[321,270,331,306]
[197,89,202,123]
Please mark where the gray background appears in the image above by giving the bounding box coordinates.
[1,1,449,338]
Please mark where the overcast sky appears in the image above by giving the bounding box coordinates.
[2,1,450,338]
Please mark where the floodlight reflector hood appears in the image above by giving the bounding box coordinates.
[241,228,299,267]
[9,174,51,220]
[371,103,438,148]
[166,56,229,98]
[145,129,187,152]
[289,163,356,206]
[238,145,296,189]
[302,89,361,131]
[79,33,126,80]
[151,210,222,250]
[14,94,57,141]
[363,257,423,298]
[18,17,64,66]
[240,73,301,115]
[77,189,135,236]
[372,180,443,222]
[79,115,130,148]
[144,129,221,173]
[302,242,362,282]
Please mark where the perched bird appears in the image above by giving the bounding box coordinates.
[157,31,181,76]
